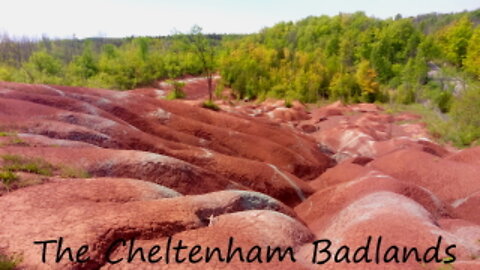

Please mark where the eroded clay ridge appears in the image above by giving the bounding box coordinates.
[0,80,479,269]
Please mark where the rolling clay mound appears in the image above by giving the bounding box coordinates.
[0,81,332,180]
[451,192,480,225]
[0,81,327,205]
[295,191,480,269]
[368,149,480,203]
[445,146,480,166]
[102,210,313,270]
[0,79,479,269]
[0,145,319,205]
[0,179,306,269]
[304,101,445,162]
[295,172,453,232]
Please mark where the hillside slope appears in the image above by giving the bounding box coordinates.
[0,78,478,269]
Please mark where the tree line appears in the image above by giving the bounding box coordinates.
[0,32,234,90]
[1,10,480,145]
[219,10,480,104]
[1,11,479,99]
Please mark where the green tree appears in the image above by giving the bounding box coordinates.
[402,55,428,85]
[355,60,379,102]
[68,40,98,82]
[450,87,480,145]
[329,72,360,102]
[23,50,63,84]
[417,36,441,60]
[370,41,393,82]
[437,16,473,66]
[0,66,14,81]
[182,25,217,101]
[464,27,480,78]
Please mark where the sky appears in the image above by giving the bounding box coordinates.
[0,0,478,39]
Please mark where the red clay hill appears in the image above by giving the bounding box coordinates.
[0,78,478,269]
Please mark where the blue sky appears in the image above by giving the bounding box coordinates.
[0,0,478,38]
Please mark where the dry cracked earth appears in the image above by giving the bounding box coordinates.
[0,78,479,269]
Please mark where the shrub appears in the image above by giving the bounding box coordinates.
[166,90,185,100]
[449,86,480,146]
[0,170,18,188]
[201,100,220,111]
[434,91,453,113]
[166,80,186,100]
[284,99,293,108]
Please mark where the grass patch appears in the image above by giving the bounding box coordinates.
[385,101,480,148]
[384,101,480,148]
[0,131,18,137]
[201,100,220,111]
[383,103,454,145]
[395,119,420,125]
[1,155,54,176]
[59,166,91,178]
[0,254,20,270]
[0,170,18,189]
[8,137,28,146]
[0,154,91,184]
[0,131,28,146]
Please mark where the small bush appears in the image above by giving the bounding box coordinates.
[201,100,220,111]
[165,80,186,100]
[166,90,186,100]
[284,99,293,108]
[434,91,453,113]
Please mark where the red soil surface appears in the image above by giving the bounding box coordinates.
[0,79,478,269]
